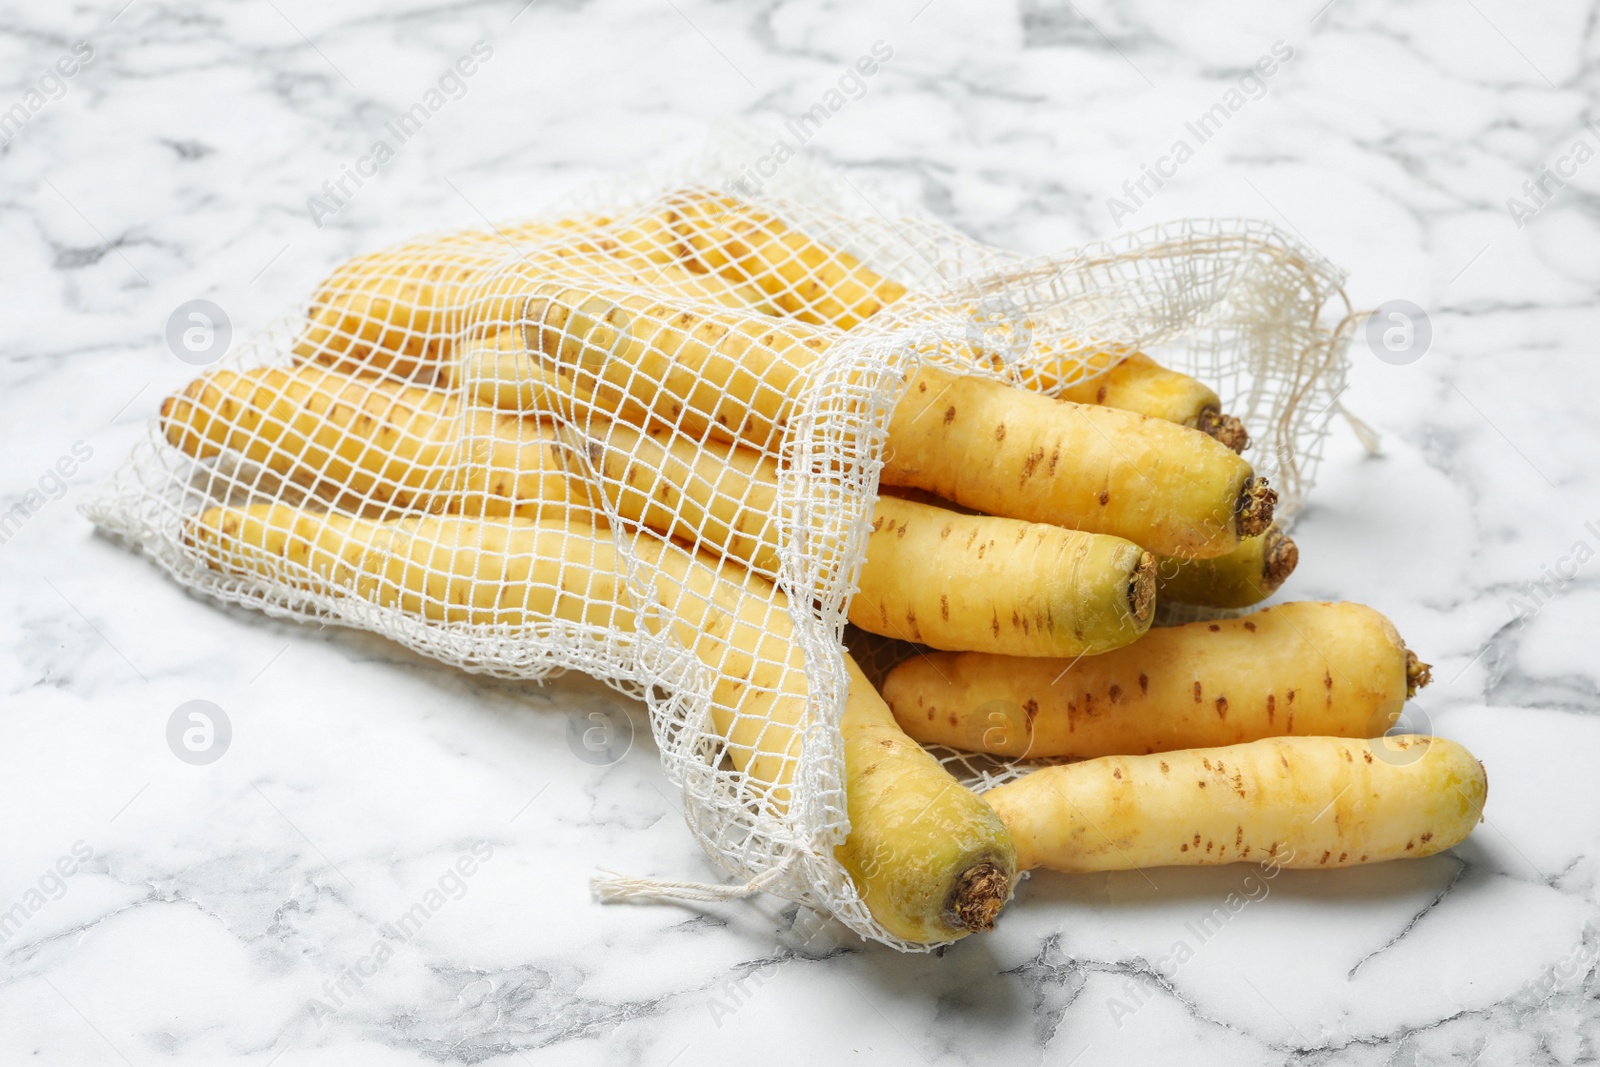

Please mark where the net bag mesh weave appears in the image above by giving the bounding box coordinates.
[85,127,1355,950]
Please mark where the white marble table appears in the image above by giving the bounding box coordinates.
[3,0,1596,1063]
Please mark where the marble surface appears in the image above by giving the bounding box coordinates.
[3,0,1598,1063]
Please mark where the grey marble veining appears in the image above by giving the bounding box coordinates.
[2,0,1597,1063]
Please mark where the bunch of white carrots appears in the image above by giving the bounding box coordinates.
[160,190,1486,945]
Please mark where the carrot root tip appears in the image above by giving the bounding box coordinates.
[1198,408,1250,453]
[1262,528,1299,591]
[1236,477,1277,539]
[1406,649,1433,697]
[948,861,1011,932]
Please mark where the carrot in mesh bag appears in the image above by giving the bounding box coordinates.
[289,219,773,381]
[340,242,1266,565]
[353,317,1266,610]
[880,484,1296,611]
[159,365,1157,659]
[289,190,1250,449]
[159,363,582,519]
[587,429,1156,657]
[180,502,1016,943]
[656,189,1249,450]
[311,215,1274,562]
[289,233,1274,560]
[513,289,1273,557]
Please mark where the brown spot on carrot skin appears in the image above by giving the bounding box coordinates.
[1198,781,1207,788]
[1405,841,1414,850]
[1321,851,1331,865]
[1420,832,1433,843]
[1180,843,1188,851]
[1287,689,1296,705]
[1193,681,1203,703]
[1266,694,1275,722]
[1215,696,1228,719]
[944,406,956,425]
[994,423,1006,441]
[1139,673,1149,695]
[1023,699,1038,724]
[1362,750,1373,763]
[1098,490,1109,506]
[1047,448,1059,475]
[1160,761,1169,773]
[940,525,952,539]
[1244,621,1257,632]
[1109,685,1122,703]
[949,713,959,727]
[1209,624,1221,632]
[1287,712,1294,731]
[991,611,1000,638]
[1339,852,1348,863]
[1112,768,1122,780]
[1325,670,1334,690]
[1020,449,1042,481]
[940,594,950,621]
[918,381,927,392]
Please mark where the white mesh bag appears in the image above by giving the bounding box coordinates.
[85,125,1356,950]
